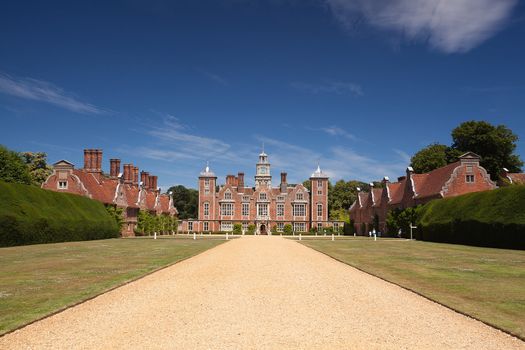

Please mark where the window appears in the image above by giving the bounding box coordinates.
[277,222,284,232]
[259,192,267,200]
[203,222,209,231]
[317,190,322,195]
[221,221,233,232]
[277,203,284,217]
[317,222,322,231]
[205,189,210,195]
[296,192,304,201]
[333,222,339,231]
[242,196,250,202]
[293,204,306,216]
[204,178,210,188]
[317,180,323,188]
[466,166,473,173]
[224,190,232,200]
[188,221,193,231]
[258,203,268,217]
[58,181,67,189]
[317,203,323,218]
[242,222,249,231]
[221,203,234,216]
[242,203,250,216]
[203,202,209,217]
[293,222,306,232]
[277,196,285,202]
[466,175,475,183]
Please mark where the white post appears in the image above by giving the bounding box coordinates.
[193,232,196,240]
[299,233,302,241]
[332,233,334,241]
[226,232,229,240]
[154,232,157,240]
[374,233,377,241]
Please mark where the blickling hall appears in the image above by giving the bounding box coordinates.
[182,150,342,234]
[42,149,178,236]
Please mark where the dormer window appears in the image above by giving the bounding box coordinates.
[58,181,67,189]
[466,175,475,183]
[259,192,267,200]
[224,190,232,200]
[296,192,304,201]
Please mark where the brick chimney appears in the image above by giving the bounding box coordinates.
[133,166,139,185]
[280,172,287,193]
[150,175,158,191]
[237,172,244,191]
[141,171,149,188]
[123,164,133,184]
[382,176,390,185]
[226,175,236,186]
[84,149,90,170]
[110,159,121,178]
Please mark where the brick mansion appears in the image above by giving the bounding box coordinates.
[184,151,341,234]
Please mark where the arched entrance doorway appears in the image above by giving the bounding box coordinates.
[259,224,267,235]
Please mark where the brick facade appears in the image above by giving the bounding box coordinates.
[349,152,497,235]
[191,152,333,234]
[42,149,178,237]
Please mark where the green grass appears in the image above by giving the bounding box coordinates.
[299,237,525,339]
[0,236,225,334]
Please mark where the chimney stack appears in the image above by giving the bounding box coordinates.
[237,172,244,191]
[123,164,133,184]
[382,176,390,185]
[84,149,90,170]
[226,175,236,186]
[141,171,149,188]
[96,150,103,172]
[280,172,287,193]
[110,159,121,178]
[150,175,158,191]
[133,166,139,185]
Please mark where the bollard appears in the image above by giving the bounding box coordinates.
[374,233,377,241]
[354,233,356,237]
[193,232,196,240]
[332,233,334,241]
[154,232,157,240]
[226,232,229,240]
[299,233,302,241]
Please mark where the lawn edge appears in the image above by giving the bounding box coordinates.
[296,240,525,343]
[0,238,230,337]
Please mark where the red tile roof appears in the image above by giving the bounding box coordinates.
[387,181,405,204]
[372,188,383,207]
[412,162,460,199]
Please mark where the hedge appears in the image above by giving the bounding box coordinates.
[0,181,119,247]
[417,185,525,249]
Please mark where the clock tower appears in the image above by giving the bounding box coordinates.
[255,151,271,189]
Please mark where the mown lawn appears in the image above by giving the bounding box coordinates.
[299,237,525,340]
[0,236,225,335]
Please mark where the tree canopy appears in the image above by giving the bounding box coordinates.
[410,121,523,179]
[0,145,32,185]
[20,152,53,186]
[166,185,198,219]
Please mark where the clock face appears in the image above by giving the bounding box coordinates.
[260,167,266,174]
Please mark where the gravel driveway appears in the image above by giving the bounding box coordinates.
[1,236,523,349]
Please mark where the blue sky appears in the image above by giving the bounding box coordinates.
[1,0,524,190]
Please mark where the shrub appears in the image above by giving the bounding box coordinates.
[417,186,525,249]
[0,181,119,246]
[283,224,293,235]
[247,224,256,235]
[233,223,242,235]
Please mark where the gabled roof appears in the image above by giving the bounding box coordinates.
[372,188,383,207]
[411,162,460,199]
[53,159,75,167]
[388,181,405,204]
[508,173,525,184]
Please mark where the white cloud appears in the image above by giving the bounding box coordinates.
[321,126,356,140]
[0,72,105,114]
[291,80,363,96]
[325,0,517,53]
[198,69,229,86]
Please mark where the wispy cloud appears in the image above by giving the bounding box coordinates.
[321,126,356,140]
[0,72,105,114]
[393,148,411,163]
[198,69,229,86]
[325,0,518,53]
[291,80,363,96]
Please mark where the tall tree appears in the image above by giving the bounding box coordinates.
[166,185,199,219]
[0,145,32,185]
[20,152,53,186]
[451,121,523,179]
[410,143,461,173]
